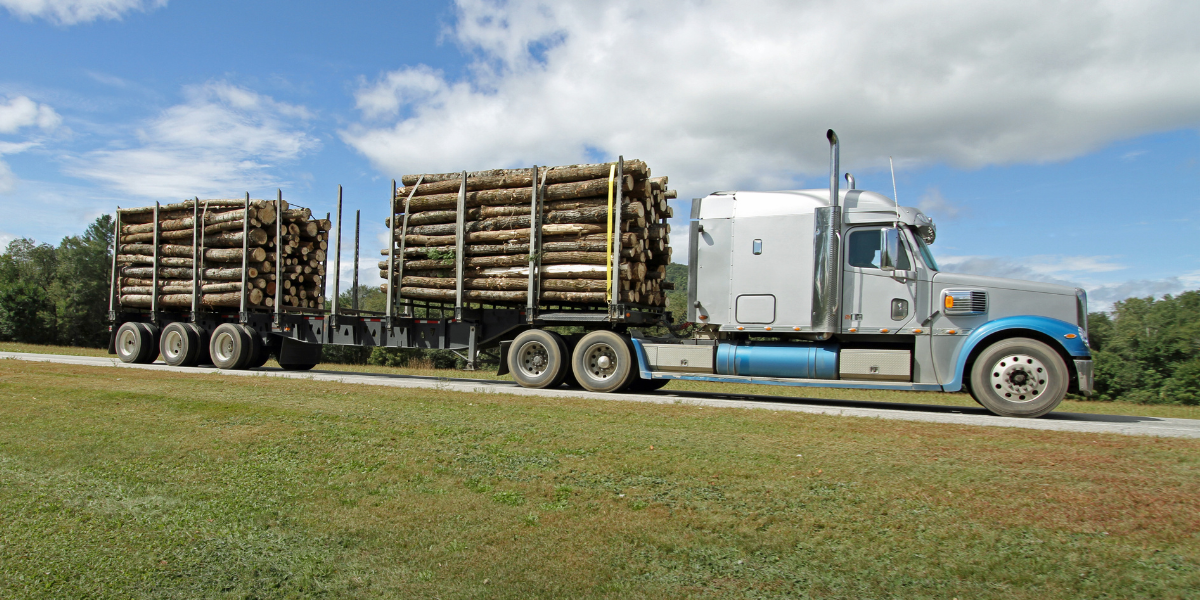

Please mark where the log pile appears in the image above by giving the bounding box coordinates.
[379,160,677,306]
[115,199,330,310]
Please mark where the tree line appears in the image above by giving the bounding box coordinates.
[0,217,1195,404]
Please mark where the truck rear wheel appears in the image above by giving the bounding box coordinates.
[508,329,570,389]
[210,323,256,370]
[572,330,636,393]
[969,337,1068,418]
[160,322,201,367]
[115,322,157,364]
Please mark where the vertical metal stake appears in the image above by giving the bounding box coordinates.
[191,197,200,318]
[611,157,625,316]
[353,209,360,311]
[108,207,121,319]
[239,193,250,321]
[152,202,160,318]
[526,166,539,322]
[273,189,283,322]
[453,171,467,320]
[331,186,343,328]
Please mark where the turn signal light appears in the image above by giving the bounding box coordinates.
[1065,333,1077,339]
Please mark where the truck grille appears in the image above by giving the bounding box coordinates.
[944,290,987,316]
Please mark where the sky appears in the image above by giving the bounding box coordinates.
[1,0,1198,311]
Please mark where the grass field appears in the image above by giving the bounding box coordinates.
[0,359,1196,598]
[2,341,1197,420]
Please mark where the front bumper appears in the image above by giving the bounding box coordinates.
[1074,359,1094,396]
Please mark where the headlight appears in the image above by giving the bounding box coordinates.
[1075,288,1089,347]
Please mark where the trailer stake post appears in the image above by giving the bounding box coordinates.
[239,193,250,323]
[453,171,467,321]
[526,165,540,323]
[190,197,199,320]
[610,156,625,320]
[353,209,360,311]
[152,202,160,320]
[108,207,120,321]
[273,189,283,325]
[331,185,343,331]
[395,175,423,319]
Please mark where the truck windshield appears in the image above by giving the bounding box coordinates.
[912,231,939,271]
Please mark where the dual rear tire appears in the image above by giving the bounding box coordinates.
[508,329,654,393]
[114,322,160,364]
[209,323,266,370]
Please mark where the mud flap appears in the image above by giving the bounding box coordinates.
[497,340,512,376]
[278,337,322,364]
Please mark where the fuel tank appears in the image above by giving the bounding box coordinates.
[715,341,839,379]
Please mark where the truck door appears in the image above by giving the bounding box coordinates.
[842,227,918,334]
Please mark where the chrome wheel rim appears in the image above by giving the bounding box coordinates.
[163,329,183,360]
[990,353,1048,403]
[584,343,618,381]
[117,328,138,359]
[517,341,550,378]
[213,331,237,364]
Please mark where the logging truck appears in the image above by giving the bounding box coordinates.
[109,131,1093,418]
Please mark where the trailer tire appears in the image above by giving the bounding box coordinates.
[244,331,271,369]
[188,324,212,366]
[969,337,1068,418]
[160,322,201,367]
[572,330,636,393]
[509,329,570,389]
[115,322,156,364]
[210,323,254,370]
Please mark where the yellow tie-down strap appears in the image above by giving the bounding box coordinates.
[605,164,615,302]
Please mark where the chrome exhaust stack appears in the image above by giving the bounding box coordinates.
[810,129,843,337]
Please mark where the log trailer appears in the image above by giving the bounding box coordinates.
[109,131,1094,418]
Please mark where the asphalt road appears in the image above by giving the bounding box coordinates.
[4,351,1199,439]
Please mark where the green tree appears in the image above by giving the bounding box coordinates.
[1088,291,1200,404]
[55,215,114,347]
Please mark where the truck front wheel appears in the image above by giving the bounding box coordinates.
[572,330,636,393]
[508,329,570,389]
[969,337,1068,418]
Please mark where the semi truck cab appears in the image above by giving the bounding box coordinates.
[640,130,1094,417]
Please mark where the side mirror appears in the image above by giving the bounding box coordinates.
[879,227,900,272]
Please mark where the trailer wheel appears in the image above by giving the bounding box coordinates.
[508,329,570,389]
[160,322,201,367]
[210,323,254,370]
[969,337,1068,418]
[244,330,271,369]
[572,330,636,393]
[115,322,156,364]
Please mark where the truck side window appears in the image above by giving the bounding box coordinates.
[847,229,910,270]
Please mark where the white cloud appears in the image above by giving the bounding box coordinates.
[0,160,14,194]
[917,187,963,220]
[0,0,165,25]
[342,0,1200,204]
[0,96,60,133]
[69,82,318,198]
[0,229,14,248]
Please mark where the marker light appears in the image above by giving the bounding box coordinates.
[944,295,955,309]
[1065,333,1077,339]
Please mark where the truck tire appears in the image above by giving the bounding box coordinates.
[244,330,271,369]
[969,337,1068,418]
[572,330,636,393]
[188,324,212,366]
[508,329,570,389]
[210,323,254,370]
[160,322,201,367]
[114,322,156,364]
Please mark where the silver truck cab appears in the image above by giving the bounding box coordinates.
[647,132,1093,417]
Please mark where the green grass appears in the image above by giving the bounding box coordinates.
[0,360,1197,599]
[3,341,1197,420]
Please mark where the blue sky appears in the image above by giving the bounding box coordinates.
[1,0,1198,310]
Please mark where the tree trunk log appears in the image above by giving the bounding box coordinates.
[397,223,607,246]
[120,289,263,308]
[119,244,266,262]
[399,276,609,292]
[397,159,649,189]
[392,177,633,213]
[395,286,608,304]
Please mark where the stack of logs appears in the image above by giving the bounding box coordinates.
[115,199,331,310]
[379,160,676,306]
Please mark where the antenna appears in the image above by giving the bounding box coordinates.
[889,156,901,228]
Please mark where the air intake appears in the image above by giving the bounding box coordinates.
[943,290,987,315]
